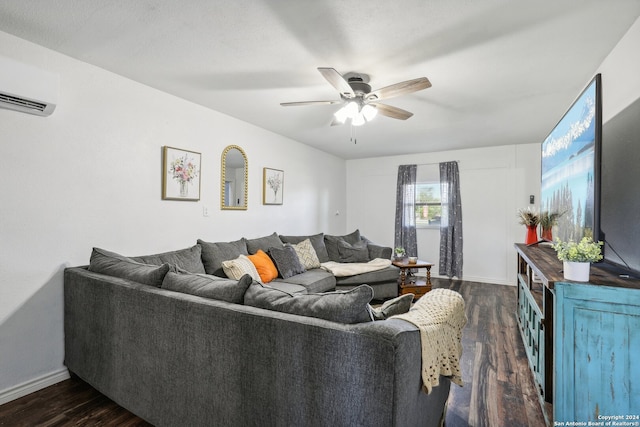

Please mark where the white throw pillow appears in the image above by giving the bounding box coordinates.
[221,254,261,282]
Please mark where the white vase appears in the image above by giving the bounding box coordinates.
[563,261,590,282]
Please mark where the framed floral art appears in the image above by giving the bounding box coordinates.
[263,167,284,205]
[162,146,201,201]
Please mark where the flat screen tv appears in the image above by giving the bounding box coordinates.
[540,74,602,243]
[599,95,640,277]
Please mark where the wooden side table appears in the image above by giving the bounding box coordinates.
[392,259,434,299]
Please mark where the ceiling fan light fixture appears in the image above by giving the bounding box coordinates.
[334,101,359,124]
[334,100,379,126]
[351,113,366,126]
[345,101,359,117]
[334,106,349,123]
[362,104,377,121]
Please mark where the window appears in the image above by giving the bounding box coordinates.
[415,182,441,227]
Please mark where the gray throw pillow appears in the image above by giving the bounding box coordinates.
[244,282,374,324]
[279,233,330,263]
[198,238,248,277]
[324,229,362,262]
[371,293,414,320]
[162,272,252,304]
[244,232,283,254]
[131,244,206,274]
[88,247,170,287]
[269,245,305,279]
[337,239,370,263]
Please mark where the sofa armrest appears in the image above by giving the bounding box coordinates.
[361,235,393,259]
[367,243,392,259]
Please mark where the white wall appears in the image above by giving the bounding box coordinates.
[599,16,640,119]
[0,31,346,400]
[346,144,540,286]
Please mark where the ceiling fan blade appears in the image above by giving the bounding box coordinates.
[367,77,431,102]
[373,103,414,120]
[280,100,342,106]
[317,67,355,98]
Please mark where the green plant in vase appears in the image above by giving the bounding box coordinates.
[553,237,603,263]
[394,247,406,261]
[553,237,603,281]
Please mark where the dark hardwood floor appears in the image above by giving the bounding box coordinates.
[0,280,545,427]
[0,378,151,427]
[433,279,545,427]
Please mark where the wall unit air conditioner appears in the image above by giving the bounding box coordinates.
[0,56,59,117]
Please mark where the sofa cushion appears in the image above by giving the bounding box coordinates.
[247,250,279,283]
[271,269,336,293]
[324,229,362,262]
[88,247,170,287]
[279,233,330,263]
[198,238,248,277]
[162,272,252,304]
[335,265,400,286]
[243,282,374,324]
[131,244,206,274]
[337,239,370,263]
[266,281,308,294]
[288,239,321,270]
[269,245,305,279]
[371,293,414,320]
[244,232,283,254]
[221,254,261,282]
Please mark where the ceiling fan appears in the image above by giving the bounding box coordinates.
[280,67,431,126]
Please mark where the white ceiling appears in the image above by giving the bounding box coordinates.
[1,1,639,159]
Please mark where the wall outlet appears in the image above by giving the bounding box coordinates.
[203,206,210,217]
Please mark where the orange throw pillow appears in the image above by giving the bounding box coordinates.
[247,250,279,283]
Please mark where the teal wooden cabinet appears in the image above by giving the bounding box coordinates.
[515,244,640,426]
[554,282,640,423]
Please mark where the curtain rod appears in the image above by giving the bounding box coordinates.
[414,160,460,166]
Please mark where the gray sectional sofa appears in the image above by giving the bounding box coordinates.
[64,230,452,426]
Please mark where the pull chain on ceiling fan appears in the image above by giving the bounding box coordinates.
[281,67,431,127]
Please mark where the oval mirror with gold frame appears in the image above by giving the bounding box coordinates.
[221,145,248,210]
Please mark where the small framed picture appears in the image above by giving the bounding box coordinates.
[263,168,284,205]
[162,146,201,201]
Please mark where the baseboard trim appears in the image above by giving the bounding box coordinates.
[0,368,70,405]
[432,274,513,286]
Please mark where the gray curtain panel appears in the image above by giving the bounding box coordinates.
[394,164,417,258]
[439,161,463,278]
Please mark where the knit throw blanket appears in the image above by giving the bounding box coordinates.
[392,288,467,394]
[320,258,391,277]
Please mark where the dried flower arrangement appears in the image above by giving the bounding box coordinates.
[539,211,564,229]
[517,207,540,226]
